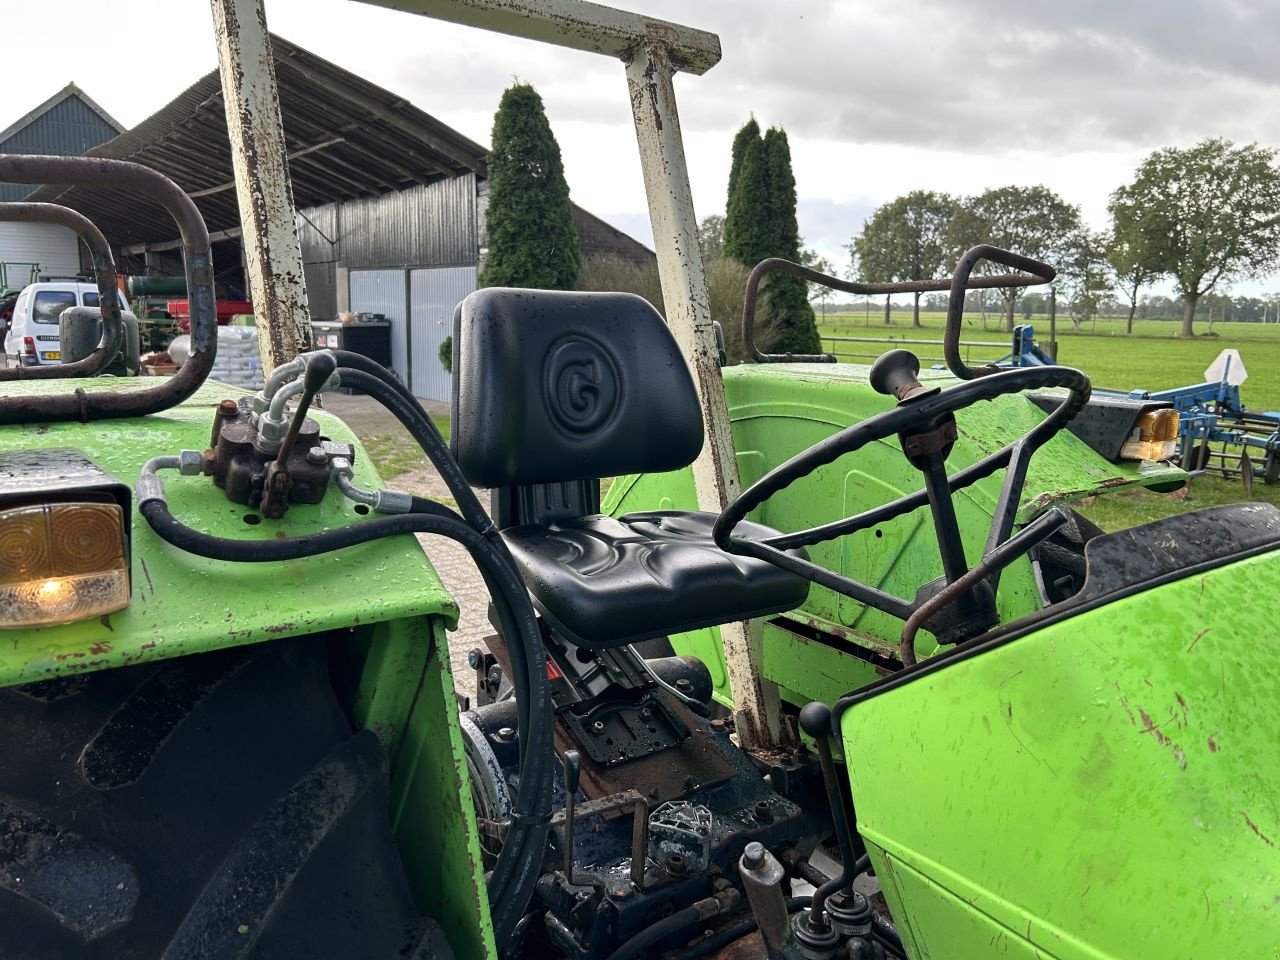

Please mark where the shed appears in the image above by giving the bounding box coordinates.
[0,83,123,288]
[25,37,655,401]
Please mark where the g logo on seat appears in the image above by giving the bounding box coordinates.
[543,335,620,437]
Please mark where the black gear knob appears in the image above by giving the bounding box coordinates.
[870,349,925,402]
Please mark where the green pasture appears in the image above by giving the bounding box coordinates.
[817,311,1280,411]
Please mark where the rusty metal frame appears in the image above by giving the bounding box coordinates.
[0,155,217,424]
[204,0,775,745]
[0,202,123,380]
[210,0,312,374]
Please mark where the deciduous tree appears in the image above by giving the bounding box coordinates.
[948,186,1082,332]
[850,190,959,327]
[1110,138,1280,337]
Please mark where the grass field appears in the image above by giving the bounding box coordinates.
[817,312,1280,411]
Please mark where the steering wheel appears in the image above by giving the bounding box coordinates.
[713,266,1092,664]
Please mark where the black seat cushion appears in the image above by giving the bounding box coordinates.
[502,510,810,649]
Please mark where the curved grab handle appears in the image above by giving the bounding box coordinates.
[0,155,216,425]
[0,202,123,381]
[742,247,1054,365]
[944,245,1055,381]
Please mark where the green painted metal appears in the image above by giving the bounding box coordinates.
[365,616,497,960]
[0,376,494,959]
[604,362,1187,710]
[840,549,1280,959]
[0,377,456,686]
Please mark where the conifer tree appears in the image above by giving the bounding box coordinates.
[480,83,579,289]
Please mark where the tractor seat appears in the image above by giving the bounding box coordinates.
[450,288,809,650]
[502,511,808,648]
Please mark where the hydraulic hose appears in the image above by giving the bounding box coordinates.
[138,354,553,947]
[672,897,813,960]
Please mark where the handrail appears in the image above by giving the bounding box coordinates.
[0,155,217,424]
[0,203,123,380]
[742,251,1054,364]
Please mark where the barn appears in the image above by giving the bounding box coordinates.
[22,36,655,401]
[0,83,123,288]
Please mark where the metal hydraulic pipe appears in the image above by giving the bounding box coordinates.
[0,155,217,424]
[0,203,123,380]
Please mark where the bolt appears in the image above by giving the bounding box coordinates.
[709,718,727,732]
[675,678,693,693]
[591,721,606,735]
[665,853,686,875]
[218,399,239,416]
[467,649,482,669]
[638,706,653,721]
[753,800,773,823]
[306,446,327,465]
[496,726,515,742]
[742,842,766,869]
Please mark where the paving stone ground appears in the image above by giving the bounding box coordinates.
[321,392,493,695]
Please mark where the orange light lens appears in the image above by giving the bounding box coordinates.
[1120,409,1181,462]
[0,502,128,627]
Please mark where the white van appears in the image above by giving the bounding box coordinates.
[3,280,130,366]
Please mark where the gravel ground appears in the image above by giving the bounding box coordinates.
[321,392,493,695]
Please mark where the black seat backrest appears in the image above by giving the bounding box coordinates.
[451,288,703,525]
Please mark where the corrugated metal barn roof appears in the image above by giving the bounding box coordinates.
[27,35,489,249]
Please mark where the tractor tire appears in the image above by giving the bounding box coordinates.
[0,638,453,960]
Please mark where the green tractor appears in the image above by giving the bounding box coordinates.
[1,4,1277,960]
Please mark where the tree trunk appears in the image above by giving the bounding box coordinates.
[1180,294,1198,338]
[1126,280,1139,334]
[912,291,922,328]
[883,294,892,325]
[1004,294,1016,333]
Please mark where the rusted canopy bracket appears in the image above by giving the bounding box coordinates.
[0,202,123,381]
[355,0,721,72]
[210,0,312,374]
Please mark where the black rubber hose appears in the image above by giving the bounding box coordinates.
[333,367,536,763]
[328,364,554,945]
[672,897,813,960]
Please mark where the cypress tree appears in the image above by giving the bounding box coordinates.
[761,129,820,353]
[723,132,771,265]
[479,83,580,289]
[724,122,821,354]
[724,117,760,239]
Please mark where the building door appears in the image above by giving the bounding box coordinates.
[348,269,408,384]
[409,265,476,402]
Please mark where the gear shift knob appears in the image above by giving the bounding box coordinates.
[870,349,925,402]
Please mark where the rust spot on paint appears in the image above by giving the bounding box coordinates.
[87,640,111,655]
[1187,627,1211,652]
[1242,811,1275,848]
[1207,732,1220,753]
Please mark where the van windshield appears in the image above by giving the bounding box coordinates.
[32,291,77,324]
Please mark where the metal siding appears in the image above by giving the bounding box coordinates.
[0,97,120,201]
[348,269,408,382]
[409,266,476,401]
[304,261,337,321]
[337,175,477,269]
[296,202,337,262]
[0,223,82,279]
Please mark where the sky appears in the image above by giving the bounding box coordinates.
[7,0,1280,296]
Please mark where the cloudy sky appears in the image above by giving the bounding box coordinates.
[8,0,1280,294]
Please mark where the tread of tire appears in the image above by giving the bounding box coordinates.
[0,639,452,960]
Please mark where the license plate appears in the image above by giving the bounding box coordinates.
[44,351,60,360]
